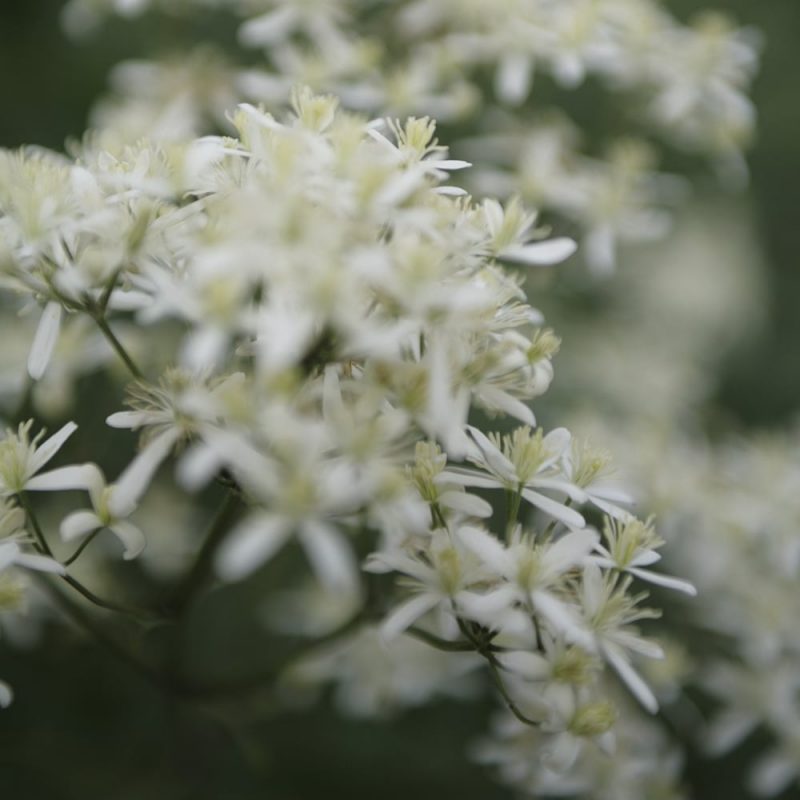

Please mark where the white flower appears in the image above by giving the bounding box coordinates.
[0,420,78,496]
[443,426,586,529]
[593,516,696,595]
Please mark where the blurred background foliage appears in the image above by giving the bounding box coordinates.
[0,1,798,798]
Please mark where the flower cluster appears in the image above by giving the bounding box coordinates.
[0,90,697,796]
[61,0,760,271]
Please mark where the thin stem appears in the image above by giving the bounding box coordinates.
[21,493,158,621]
[168,491,242,615]
[488,658,540,727]
[19,492,53,557]
[506,486,522,538]
[92,315,144,380]
[406,626,475,652]
[63,527,102,566]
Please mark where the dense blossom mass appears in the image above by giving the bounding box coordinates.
[0,91,695,795]
[62,0,760,273]
[0,0,778,798]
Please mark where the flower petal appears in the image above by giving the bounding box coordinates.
[215,513,292,582]
[27,302,62,381]
[60,510,102,542]
[29,421,77,474]
[110,520,147,560]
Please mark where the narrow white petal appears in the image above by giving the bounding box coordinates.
[0,542,21,571]
[27,463,102,493]
[500,238,577,266]
[476,387,535,425]
[521,488,586,529]
[29,421,77,474]
[438,490,493,518]
[60,511,102,542]
[298,520,358,591]
[13,552,66,575]
[27,302,62,380]
[380,593,440,640]
[108,428,180,517]
[176,443,223,492]
[438,468,503,490]
[496,651,550,680]
[603,642,658,713]
[495,53,532,105]
[0,680,12,708]
[531,478,588,504]
[431,159,472,171]
[629,567,697,596]
[465,426,517,482]
[215,513,292,582]
[110,520,146,560]
[106,411,153,429]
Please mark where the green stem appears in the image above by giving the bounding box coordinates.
[19,492,53,557]
[93,315,144,380]
[21,493,158,621]
[406,626,475,652]
[488,658,540,727]
[506,486,522,538]
[168,491,242,615]
[63,527,102,566]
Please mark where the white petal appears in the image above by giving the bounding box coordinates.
[0,680,12,708]
[521,488,586,529]
[29,421,77,474]
[438,490,493,518]
[238,6,297,46]
[500,238,577,266]
[705,710,758,755]
[215,513,292,582]
[541,731,581,774]
[496,650,550,680]
[380,593,440,640]
[438,467,503,490]
[298,520,358,591]
[476,386,535,425]
[0,542,19,571]
[176,442,223,492]
[27,302,62,380]
[110,520,146,560]
[465,426,517,483]
[544,529,599,574]
[533,590,594,651]
[495,53,532,105]
[603,642,658,713]
[13,552,66,575]
[106,411,153,429]
[456,525,513,575]
[27,463,103,493]
[531,478,588,504]
[628,567,697,596]
[750,752,798,797]
[60,511,102,542]
[108,428,180,517]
